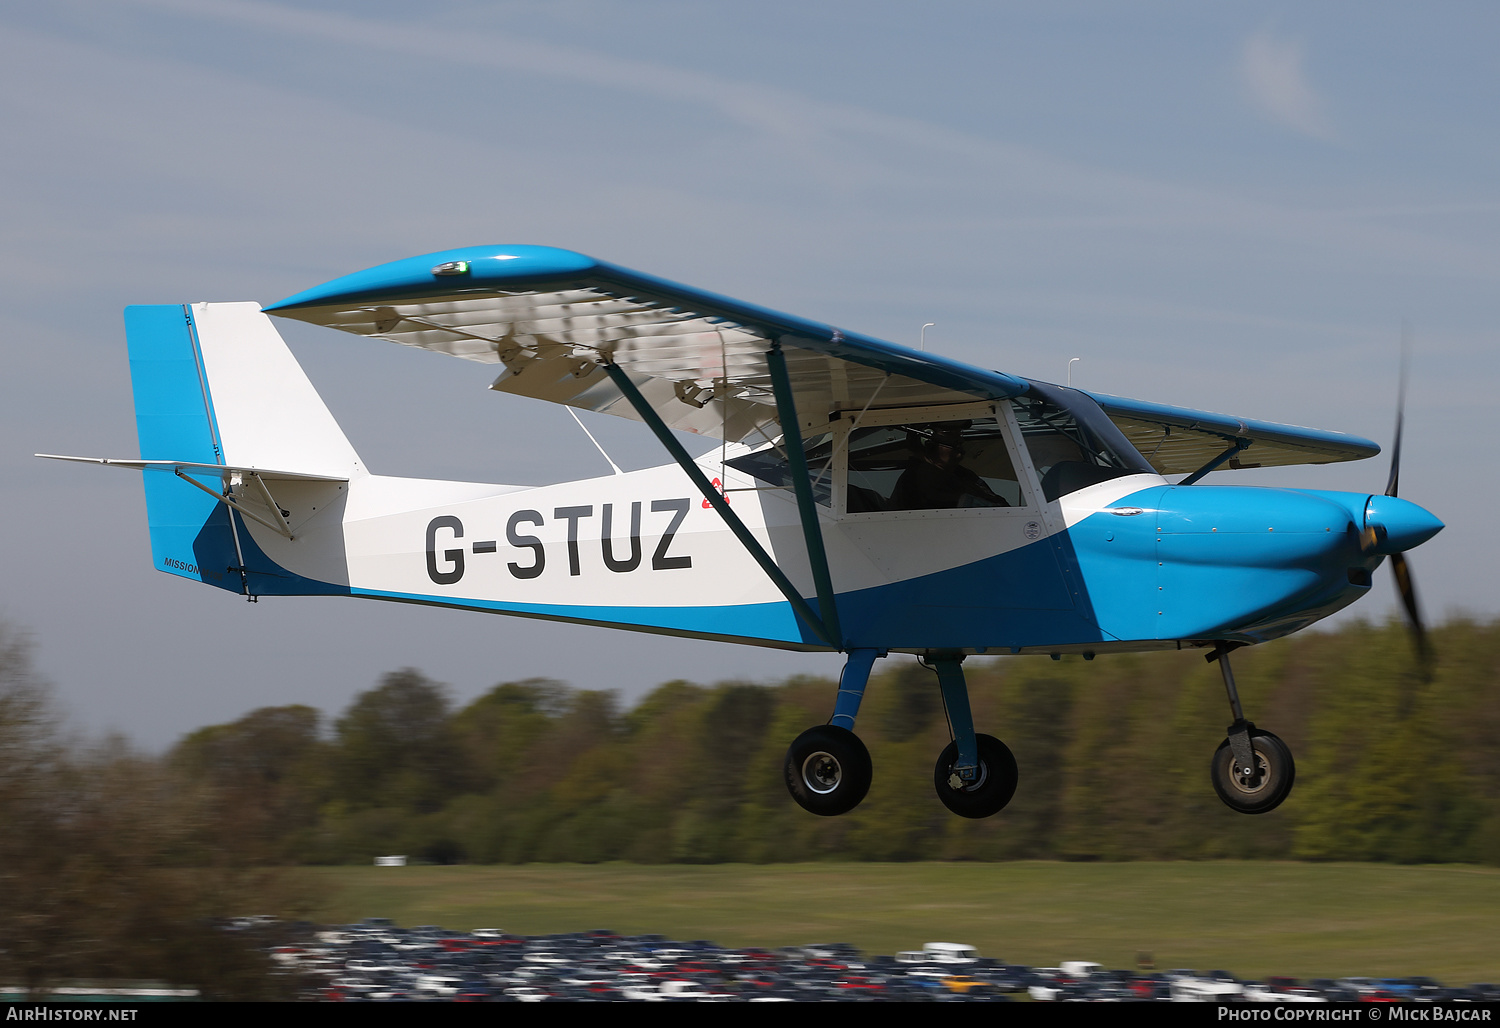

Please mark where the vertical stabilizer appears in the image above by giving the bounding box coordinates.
[124,303,358,595]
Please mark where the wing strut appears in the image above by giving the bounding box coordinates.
[602,361,837,648]
[1179,437,1253,486]
[766,342,842,646]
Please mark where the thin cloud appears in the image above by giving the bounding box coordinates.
[1239,29,1338,142]
[104,3,1377,249]
[10,1,1494,285]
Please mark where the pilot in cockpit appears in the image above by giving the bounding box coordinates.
[889,428,1009,511]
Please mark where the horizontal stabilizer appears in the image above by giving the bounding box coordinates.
[34,455,348,483]
[37,454,348,542]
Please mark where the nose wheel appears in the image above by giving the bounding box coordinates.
[1211,728,1294,814]
[1207,644,1296,814]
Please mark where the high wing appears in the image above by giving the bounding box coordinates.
[264,244,1378,471]
[1086,393,1381,476]
[263,245,1029,444]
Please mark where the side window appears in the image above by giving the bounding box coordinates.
[723,430,836,507]
[846,418,1026,512]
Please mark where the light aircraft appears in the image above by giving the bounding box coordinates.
[42,245,1443,819]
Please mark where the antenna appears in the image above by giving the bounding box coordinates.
[567,407,624,476]
[1068,357,1081,387]
[920,323,935,351]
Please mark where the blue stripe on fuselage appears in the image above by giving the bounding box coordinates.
[349,586,813,648]
[834,533,1103,650]
[347,532,1105,652]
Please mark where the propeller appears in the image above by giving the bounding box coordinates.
[1361,329,1436,670]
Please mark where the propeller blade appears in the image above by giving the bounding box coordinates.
[1384,324,1410,498]
[1389,550,1432,669]
[1383,328,1432,672]
[1384,408,1402,498]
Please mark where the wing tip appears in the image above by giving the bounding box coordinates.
[264,244,600,313]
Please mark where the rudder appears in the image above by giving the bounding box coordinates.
[124,303,361,595]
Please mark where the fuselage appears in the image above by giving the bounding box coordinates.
[235,453,1428,655]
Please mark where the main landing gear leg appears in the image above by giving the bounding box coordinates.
[829,648,879,732]
[1208,644,1295,815]
[927,653,1018,819]
[784,649,880,816]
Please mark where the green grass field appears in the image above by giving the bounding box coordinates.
[299,862,1500,984]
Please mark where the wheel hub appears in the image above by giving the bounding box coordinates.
[1232,753,1268,792]
[948,761,988,793]
[802,751,842,794]
[1210,728,1294,815]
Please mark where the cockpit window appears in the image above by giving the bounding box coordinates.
[723,416,1028,514]
[1015,382,1154,501]
[845,418,1025,512]
[722,386,1150,512]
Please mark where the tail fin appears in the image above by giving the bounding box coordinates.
[125,302,360,595]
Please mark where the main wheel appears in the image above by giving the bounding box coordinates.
[784,725,873,816]
[933,734,1018,819]
[1211,730,1295,814]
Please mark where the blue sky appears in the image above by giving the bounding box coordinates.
[4,1,1496,747]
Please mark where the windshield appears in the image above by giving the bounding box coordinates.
[1015,382,1154,501]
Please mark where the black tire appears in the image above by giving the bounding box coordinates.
[933,734,1018,819]
[1211,730,1295,814]
[784,725,873,816]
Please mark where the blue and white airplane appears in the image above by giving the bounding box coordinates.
[42,245,1443,819]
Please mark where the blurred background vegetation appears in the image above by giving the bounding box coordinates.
[0,622,308,997]
[157,616,1500,867]
[3,616,1498,994]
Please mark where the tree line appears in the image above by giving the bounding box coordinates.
[0,623,305,998]
[168,617,1500,867]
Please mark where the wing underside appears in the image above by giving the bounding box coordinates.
[264,246,1030,445]
[264,245,1378,472]
[1086,393,1381,475]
